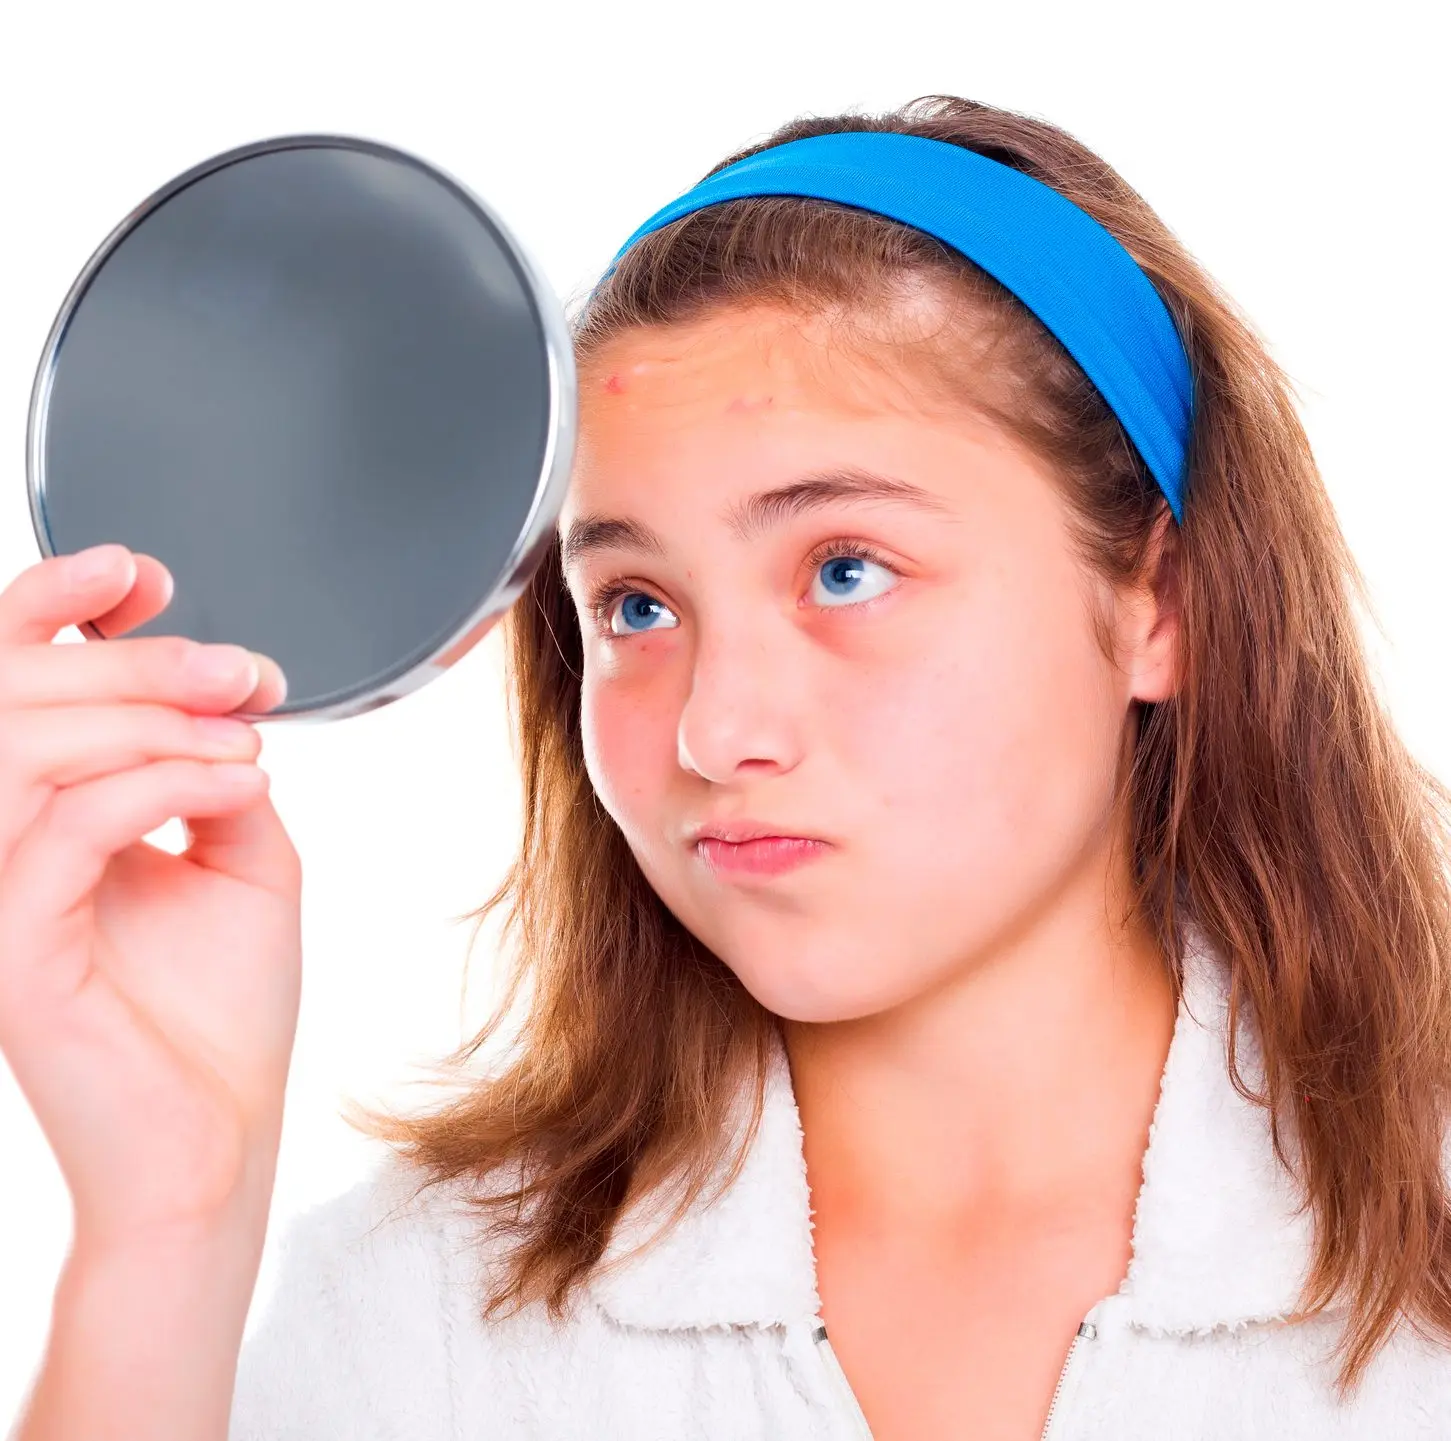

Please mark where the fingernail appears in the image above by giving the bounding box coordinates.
[189,645,258,685]
[253,654,288,707]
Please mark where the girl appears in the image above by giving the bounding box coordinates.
[5,95,1451,1441]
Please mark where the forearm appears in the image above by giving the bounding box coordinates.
[11,1209,270,1441]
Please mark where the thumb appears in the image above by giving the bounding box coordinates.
[184,783,302,894]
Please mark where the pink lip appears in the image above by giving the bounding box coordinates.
[694,836,830,878]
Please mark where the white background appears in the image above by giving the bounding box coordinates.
[1,0,1446,1427]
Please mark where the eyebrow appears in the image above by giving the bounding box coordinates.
[559,466,956,572]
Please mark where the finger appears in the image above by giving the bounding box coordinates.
[0,700,259,788]
[0,702,259,874]
[0,545,142,647]
[87,553,175,638]
[0,758,273,996]
[2,635,284,718]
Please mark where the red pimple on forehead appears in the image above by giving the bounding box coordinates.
[603,373,626,394]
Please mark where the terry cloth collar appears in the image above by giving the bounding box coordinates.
[584,921,1327,1337]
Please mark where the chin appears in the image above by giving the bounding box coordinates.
[729,959,915,1026]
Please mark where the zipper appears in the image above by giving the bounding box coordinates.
[806,1304,1100,1441]
[811,1320,875,1439]
[1038,1313,1100,1441]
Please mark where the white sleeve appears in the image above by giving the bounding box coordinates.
[228,1159,459,1441]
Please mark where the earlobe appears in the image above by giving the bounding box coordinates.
[1129,508,1183,704]
[1132,620,1181,704]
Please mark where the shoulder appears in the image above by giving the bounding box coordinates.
[255,1148,478,1312]
[229,1153,730,1439]
[230,1151,487,1439]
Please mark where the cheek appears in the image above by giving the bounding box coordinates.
[579,656,674,848]
[858,569,1122,885]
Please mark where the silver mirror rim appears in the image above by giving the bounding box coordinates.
[26,131,579,725]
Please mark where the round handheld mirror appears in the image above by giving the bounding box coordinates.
[26,134,577,722]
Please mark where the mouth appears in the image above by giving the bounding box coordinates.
[692,833,831,879]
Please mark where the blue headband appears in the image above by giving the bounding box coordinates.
[605,131,1194,522]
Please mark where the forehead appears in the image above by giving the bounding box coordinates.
[562,312,950,547]
[557,312,1062,577]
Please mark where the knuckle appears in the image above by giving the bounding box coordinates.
[166,634,198,668]
[160,635,199,683]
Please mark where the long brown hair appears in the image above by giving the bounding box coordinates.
[344,95,1451,1395]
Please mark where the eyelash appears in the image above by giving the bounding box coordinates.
[584,537,901,638]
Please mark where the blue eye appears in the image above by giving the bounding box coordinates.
[605,591,678,637]
[808,547,899,608]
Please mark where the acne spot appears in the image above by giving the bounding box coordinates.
[603,373,627,394]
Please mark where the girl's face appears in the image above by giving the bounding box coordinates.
[560,303,1176,1023]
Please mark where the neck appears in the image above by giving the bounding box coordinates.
[780,857,1177,1239]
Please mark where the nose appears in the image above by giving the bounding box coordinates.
[676,623,805,784]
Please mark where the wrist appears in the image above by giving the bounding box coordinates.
[71,1136,279,1264]
[61,1203,269,1332]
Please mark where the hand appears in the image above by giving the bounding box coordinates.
[0,544,300,1251]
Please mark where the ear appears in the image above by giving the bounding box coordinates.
[1122,504,1182,705]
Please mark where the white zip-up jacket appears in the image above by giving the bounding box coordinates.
[229,926,1451,1438]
